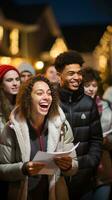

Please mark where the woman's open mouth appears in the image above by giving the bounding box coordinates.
[39,103,50,111]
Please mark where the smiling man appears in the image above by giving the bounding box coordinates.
[55,50,103,200]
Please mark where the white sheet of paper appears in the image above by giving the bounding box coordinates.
[33,142,80,175]
[103,129,112,137]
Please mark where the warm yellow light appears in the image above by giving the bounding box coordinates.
[0,57,11,64]
[35,61,44,70]
[99,55,107,72]
[50,38,68,58]
[11,58,24,67]
[0,26,3,41]
[107,25,112,33]
[9,29,19,55]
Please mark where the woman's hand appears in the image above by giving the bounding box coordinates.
[54,156,72,171]
[24,161,46,176]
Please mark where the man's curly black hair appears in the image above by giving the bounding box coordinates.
[54,50,84,72]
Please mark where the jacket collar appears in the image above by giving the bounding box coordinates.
[59,84,84,103]
[9,106,66,155]
[9,107,31,162]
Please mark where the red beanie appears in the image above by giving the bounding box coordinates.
[0,64,20,80]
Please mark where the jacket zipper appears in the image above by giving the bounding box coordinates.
[69,96,73,126]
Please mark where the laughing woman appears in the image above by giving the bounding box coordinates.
[0,75,78,200]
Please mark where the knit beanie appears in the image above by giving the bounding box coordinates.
[18,62,35,75]
[0,64,20,80]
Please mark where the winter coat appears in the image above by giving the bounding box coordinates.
[0,100,15,134]
[96,98,112,186]
[0,112,6,134]
[59,86,103,195]
[103,86,112,105]
[0,106,78,200]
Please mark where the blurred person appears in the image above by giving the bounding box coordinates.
[0,75,78,200]
[18,62,36,83]
[44,65,60,84]
[83,67,112,200]
[44,65,61,91]
[54,50,102,200]
[103,86,112,107]
[0,64,20,133]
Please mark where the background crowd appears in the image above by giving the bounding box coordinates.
[0,50,112,200]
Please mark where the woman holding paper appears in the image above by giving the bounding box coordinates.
[83,67,112,200]
[0,75,78,200]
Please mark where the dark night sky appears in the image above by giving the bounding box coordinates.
[1,0,112,26]
[0,0,112,51]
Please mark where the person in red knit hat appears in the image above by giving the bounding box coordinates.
[0,64,20,79]
[0,64,20,133]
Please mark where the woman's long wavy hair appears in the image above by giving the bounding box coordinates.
[0,85,16,121]
[16,75,59,120]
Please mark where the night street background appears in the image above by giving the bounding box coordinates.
[0,0,112,51]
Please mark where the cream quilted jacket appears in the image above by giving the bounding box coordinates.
[0,106,78,200]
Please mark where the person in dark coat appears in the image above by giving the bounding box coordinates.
[54,50,103,200]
